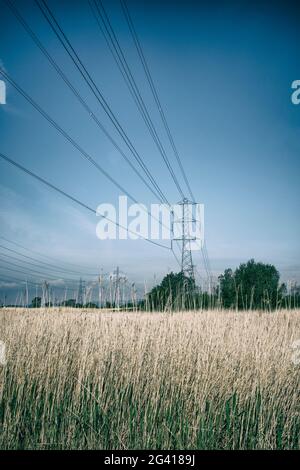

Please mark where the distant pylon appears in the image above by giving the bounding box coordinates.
[42,281,49,307]
[112,267,127,309]
[172,198,196,280]
[77,278,85,306]
[114,266,120,309]
[98,269,104,308]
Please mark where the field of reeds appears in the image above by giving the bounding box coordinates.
[0,308,299,450]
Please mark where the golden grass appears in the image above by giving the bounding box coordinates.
[0,308,299,449]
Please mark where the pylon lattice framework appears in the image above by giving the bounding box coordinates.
[77,278,86,305]
[172,198,197,280]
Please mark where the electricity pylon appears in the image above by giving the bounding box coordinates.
[77,278,86,306]
[98,269,104,308]
[111,266,127,309]
[172,198,197,280]
[42,281,50,307]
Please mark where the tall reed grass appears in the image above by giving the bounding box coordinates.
[0,308,299,449]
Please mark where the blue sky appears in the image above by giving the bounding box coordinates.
[0,0,299,300]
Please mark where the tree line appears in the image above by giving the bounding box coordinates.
[146,259,299,311]
[28,259,300,311]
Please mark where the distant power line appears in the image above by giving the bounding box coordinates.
[0,152,171,251]
[120,0,196,202]
[0,67,150,206]
[0,66,174,246]
[4,0,167,205]
[1,0,212,280]
[0,258,84,284]
[0,249,98,278]
[0,235,99,271]
[0,273,78,292]
[90,0,185,199]
[0,274,43,289]
[120,0,213,278]
[34,0,170,205]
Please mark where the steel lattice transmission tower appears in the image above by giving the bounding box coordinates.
[172,198,197,280]
[109,267,127,309]
[77,278,86,306]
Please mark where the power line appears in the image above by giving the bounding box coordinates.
[0,257,85,284]
[34,0,169,205]
[192,237,212,292]
[4,0,166,205]
[0,250,97,279]
[0,243,90,275]
[0,240,99,278]
[119,0,211,281]
[2,0,201,277]
[202,241,213,290]
[0,67,174,247]
[3,0,182,270]
[0,273,78,292]
[0,274,42,289]
[0,235,98,271]
[90,0,185,199]
[0,247,97,282]
[0,152,171,251]
[120,0,195,202]
[0,67,152,205]
[171,246,181,269]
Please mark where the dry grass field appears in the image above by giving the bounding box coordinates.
[0,308,299,449]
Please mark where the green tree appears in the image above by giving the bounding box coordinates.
[147,271,196,311]
[219,259,283,310]
[61,299,76,307]
[30,296,41,308]
[218,269,235,308]
[85,302,98,309]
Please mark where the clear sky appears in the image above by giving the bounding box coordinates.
[0,0,299,301]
